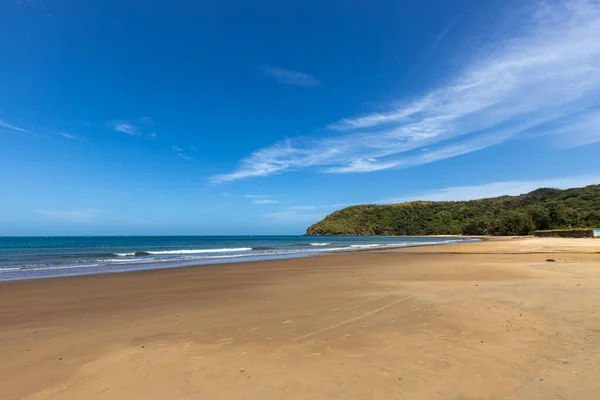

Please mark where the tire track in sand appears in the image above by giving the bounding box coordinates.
[292,294,415,342]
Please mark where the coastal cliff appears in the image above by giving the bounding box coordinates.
[306,185,600,236]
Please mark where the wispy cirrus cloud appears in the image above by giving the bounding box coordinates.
[245,194,281,204]
[263,66,320,87]
[172,144,202,161]
[57,132,79,140]
[0,120,39,136]
[108,120,140,135]
[253,199,280,204]
[171,146,194,160]
[427,14,461,56]
[213,0,600,182]
[376,173,600,204]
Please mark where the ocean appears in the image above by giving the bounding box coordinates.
[0,235,476,281]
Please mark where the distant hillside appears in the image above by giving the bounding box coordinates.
[306,185,600,236]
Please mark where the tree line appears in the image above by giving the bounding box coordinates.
[306,185,600,236]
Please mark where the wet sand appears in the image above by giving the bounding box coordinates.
[1,237,599,399]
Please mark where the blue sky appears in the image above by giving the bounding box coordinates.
[2,0,600,235]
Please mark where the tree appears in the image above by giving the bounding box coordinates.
[548,202,566,228]
[491,211,535,236]
[528,206,551,230]
[585,211,600,227]
[462,218,491,235]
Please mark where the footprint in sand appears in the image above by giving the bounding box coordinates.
[215,337,235,344]
[249,327,260,332]
[382,367,394,376]
[330,307,341,311]
[282,320,293,324]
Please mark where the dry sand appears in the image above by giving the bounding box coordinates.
[1,237,599,399]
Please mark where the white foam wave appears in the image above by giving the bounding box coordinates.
[310,242,331,246]
[116,247,253,256]
[350,244,382,249]
[150,247,253,255]
[102,258,157,264]
[0,263,102,273]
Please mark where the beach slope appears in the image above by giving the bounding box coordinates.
[1,237,599,399]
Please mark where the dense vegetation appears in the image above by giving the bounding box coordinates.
[306,185,600,236]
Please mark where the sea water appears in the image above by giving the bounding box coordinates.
[0,235,477,281]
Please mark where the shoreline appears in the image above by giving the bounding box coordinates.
[2,237,599,399]
[0,236,480,283]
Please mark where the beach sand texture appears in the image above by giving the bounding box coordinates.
[1,237,599,399]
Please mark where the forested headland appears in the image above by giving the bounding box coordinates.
[306,185,600,236]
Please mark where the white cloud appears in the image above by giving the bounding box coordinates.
[36,209,104,223]
[108,121,140,135]
[213,0,600,182]
[263,66,320,87]
[172,146,183,152]
[57,132,79,140]
[253,199,280,204]
[377,174,600,203]
[0,120,38,136]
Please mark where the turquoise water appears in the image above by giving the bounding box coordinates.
[0,236,476,281]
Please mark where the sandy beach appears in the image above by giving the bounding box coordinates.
[1,237,599,399]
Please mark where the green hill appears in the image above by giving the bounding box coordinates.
[306,184,600,236]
